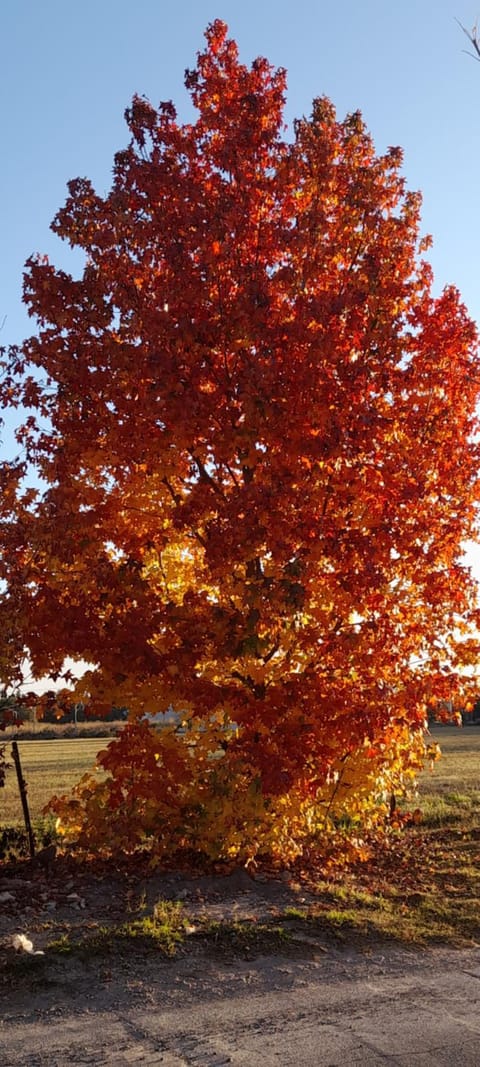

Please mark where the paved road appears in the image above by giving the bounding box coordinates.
[2,944,480,1065]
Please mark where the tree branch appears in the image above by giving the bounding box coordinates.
[455,17,480,61]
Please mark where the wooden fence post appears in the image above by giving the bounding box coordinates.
[11,741,36,859]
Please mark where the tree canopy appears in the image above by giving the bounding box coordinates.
[1,21,479,860]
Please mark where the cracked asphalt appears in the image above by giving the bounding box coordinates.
[2,943,480,1065]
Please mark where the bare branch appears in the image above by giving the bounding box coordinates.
[455,17,480,61]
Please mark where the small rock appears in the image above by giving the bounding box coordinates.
[0,891,15,904]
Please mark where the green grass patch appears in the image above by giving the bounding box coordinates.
[46,907,293,963]
[414,790,480,828]
[276,860,480,947]
[48,899,188,960]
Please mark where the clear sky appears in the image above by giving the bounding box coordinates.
[2,0,480,565]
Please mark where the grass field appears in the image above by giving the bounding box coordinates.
[1,725,478,830]
[1,737,104,829]
[419,725,480,792]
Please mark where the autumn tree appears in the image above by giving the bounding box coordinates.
[1,21,479,861]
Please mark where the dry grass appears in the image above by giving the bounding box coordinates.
[419,724,480,792]
[1,724,478,831]
[2,720,123,741]
[0,738,105,828]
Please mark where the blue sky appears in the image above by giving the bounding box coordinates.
[3,0,480,351]
[2,1,480,568]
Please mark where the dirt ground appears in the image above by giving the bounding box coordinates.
[0,852,338,976]
[0,853,333,982]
